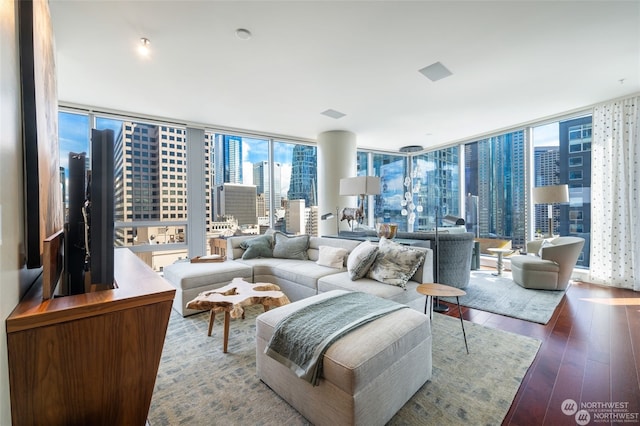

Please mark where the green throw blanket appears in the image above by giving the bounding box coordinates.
[265,291,408,386]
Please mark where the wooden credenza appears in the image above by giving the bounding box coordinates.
[6,248,176,426]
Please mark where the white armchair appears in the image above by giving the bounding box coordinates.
[510,237,585,290]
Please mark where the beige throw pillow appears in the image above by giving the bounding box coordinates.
[316,246,349,269]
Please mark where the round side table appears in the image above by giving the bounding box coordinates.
[416,283,469,354]
[487,247,513,276]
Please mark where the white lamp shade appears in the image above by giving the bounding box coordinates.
[339,176,381,196]
[532,184,569,204]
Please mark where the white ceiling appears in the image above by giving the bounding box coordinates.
[49,1,640,152]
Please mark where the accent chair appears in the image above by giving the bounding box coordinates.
[510,236,585,290]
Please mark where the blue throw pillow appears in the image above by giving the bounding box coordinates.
[272,232,309,260]
[240,234,273,260]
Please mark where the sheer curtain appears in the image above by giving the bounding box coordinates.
[590,95,639,291]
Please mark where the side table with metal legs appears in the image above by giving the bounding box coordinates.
[417,283,469,354]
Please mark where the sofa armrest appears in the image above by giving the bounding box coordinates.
[410,247,434,284]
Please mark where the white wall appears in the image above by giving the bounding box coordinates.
[1,0,23,423]
[1,0,46,422]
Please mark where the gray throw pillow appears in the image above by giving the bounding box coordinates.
[346,241,379,280]
[272,232,309,260]
[240,234,273,260]
[367,237,425,288]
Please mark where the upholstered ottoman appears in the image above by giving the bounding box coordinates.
[256,290,432,426]
[163,260,253,316]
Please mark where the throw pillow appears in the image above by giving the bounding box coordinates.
[316,245,349,269]
[367,237,425,289]
[239,234,273,260]
[272,232,310,260]
[346,241,379,280]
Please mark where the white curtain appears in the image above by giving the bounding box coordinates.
[590,95,640,291]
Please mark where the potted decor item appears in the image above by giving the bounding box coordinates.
[376,223,398,239]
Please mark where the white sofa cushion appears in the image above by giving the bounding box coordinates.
[316,245,349,268]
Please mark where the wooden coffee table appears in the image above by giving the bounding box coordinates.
[417,283,469,354]
[186,278,290,353]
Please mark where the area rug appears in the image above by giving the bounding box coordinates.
[149,305,541,425]
[441,270,566,324]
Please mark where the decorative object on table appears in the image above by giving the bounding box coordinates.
[532,184,569,237]
[375,222,398,239]
[339,176,381,230]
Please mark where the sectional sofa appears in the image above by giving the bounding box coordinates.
[164,233,434,316]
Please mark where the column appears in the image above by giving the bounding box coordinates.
[317,130,357,236]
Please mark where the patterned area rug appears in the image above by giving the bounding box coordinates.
[149,304,541,425]
[442,270,566,324]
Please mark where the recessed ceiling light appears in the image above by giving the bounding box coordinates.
[138,37,151,56]
[321,109,346,119]
[419,61,452,82]
[235,28,252,40]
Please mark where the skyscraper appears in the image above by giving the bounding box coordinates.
[465,130,526,248]
[253,160,282,211]
[287,145,317,206]
[214,134,243,185]
[559,116,592,266]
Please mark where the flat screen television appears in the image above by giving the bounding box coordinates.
[65,129,114,294]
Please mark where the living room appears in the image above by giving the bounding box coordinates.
[1,1,639,425]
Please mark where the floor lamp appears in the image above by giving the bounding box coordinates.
[532,184,569,238]
[429,185,448,313]
[339,176,381,231]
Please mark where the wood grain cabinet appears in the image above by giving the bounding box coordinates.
[6,248,176,426]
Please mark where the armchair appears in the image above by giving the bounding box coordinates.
[510,236,585,290]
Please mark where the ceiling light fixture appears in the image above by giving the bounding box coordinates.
[138,37,151,56]
[235,28,252,40]
[399,145,424,153]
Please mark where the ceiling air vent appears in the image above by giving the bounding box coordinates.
[321,109,346,119]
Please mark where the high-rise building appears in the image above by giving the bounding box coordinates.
[465,130,526,249]
[559,116,592,266]
[533,147,561,234]
[287,145,317,207]
[213,134,243,186]
[253,161,282,212]
[214,183,257,226]
[114,122,211,248]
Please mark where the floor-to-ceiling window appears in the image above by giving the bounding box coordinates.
[532,115,591,267]
[412,147,460,232]
[464,130,527,251]
[368,153,407,230]
[59,110,190,271]
[274,141,318,234]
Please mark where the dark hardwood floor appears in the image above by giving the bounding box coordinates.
[439,277,640,426]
